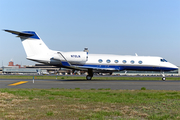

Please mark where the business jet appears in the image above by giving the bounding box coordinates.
[4,30,178,81]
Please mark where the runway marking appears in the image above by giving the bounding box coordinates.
[8,81,28,86]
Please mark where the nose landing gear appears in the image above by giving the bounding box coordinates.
[161,72,166,81]
[162,77,166,81]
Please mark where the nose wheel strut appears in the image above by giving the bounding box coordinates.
[161,72,166,81]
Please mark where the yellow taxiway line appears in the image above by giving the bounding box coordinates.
[8,81,28,86]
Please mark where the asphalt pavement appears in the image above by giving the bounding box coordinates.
[0,79,180,90]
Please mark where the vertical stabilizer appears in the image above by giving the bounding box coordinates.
[4,30,50,57]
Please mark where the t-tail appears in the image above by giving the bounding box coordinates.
[4,30,50,59]
[4,29,73,66]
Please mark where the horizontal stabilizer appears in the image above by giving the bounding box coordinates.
[4,30,33,37]
[4,29,40,39]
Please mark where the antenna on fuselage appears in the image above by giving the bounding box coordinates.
[84,48,89,61]
[135,53,138,56]
[84,48,89,53]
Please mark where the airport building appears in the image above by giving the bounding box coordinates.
[2,66,41,75]
[1,60,41,75]
[1,60,69,75]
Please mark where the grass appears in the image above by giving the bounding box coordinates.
[0,88,179,119]
[141,87,146,90]
[0,75,180,80]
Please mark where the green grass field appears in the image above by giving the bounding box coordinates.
[0,75,179,119]
[0,88,179,119]
[0,75,180,80]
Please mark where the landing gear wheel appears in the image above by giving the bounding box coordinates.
[86,75,92,80]
[162,77,166,81]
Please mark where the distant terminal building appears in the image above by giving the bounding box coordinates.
[2,60,40,75]
[8,60,14,66]
[8,59,23,68]
[26,64,71,75]
[2,60,70,75]
[2,66,41,75]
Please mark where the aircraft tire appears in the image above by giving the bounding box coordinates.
[86,75,92,80]
[162,77,166,81]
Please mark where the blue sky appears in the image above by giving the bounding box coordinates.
[0,0,180,66]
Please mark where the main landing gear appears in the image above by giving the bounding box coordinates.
[86,69,93,80]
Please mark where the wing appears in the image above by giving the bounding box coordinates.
[76,65,116,71]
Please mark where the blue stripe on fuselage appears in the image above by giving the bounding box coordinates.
[123,66,177,71]
[73,64,177,71]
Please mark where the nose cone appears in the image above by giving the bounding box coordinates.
[160,62,178,71]
[169,63,178,70]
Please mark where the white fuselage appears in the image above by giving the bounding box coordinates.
[27,50,178,71]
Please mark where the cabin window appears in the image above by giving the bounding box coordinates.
[122,60,127,64]
[130,60,135,64]
[114,60,119,63]
[138,60,143,64]
[98,59,103,63]
[106,59,111,63]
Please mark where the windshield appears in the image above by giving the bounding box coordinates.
[160,59,168,62]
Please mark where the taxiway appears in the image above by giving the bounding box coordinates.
[0,79,180,90]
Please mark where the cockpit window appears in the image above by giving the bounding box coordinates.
[164,59,167,62]
[160,59,168,62]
